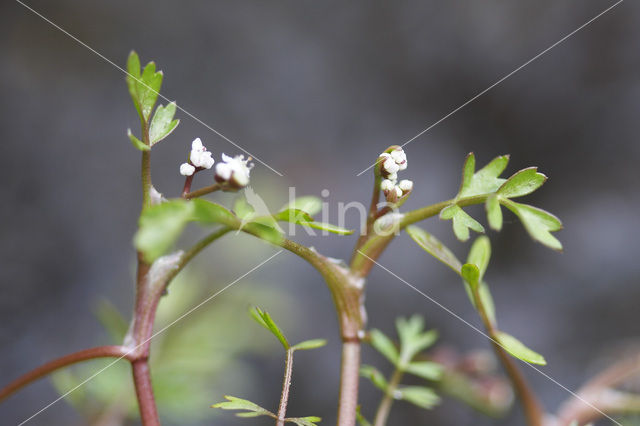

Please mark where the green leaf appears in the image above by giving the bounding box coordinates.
[134,200,194,262]
[249,307,289,350]
[501,200,563,251]
[485,195,503,231]
[291,339,327,351]
[369,329,399,365]
[405,361,443,381]
[440,204,485,241]
[242,221,284,245]
[460,263,480,291]
[467,236,490,280]
[276,208,353,235]
[498,167,547,198]
[127,128,150,151]
[149,102,179,145]
[280,196,322,217]
[211,395,275,418]
[356,406,372,426]
[285,416,322,426]
[360,365,389,392]
[406,226,462,274]
[191,199,237,226]
[396,316,438,365]
[126,51,163,122]
[397,386,440,409]
[458,154,509,199]
[495,331,546,365]
[461,262,497,326]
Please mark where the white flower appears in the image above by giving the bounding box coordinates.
[390,148,407,170]
[189,138,215,169]
[179,162,195,176]
[215,153,254,188]
[383,157,400,175]
[398,179,413,192]
[380,179,395,191]
[394,186,403,197]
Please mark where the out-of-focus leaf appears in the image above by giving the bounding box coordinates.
[249,307,290,350]
[440,204,485,241]
[149,102,179,145]
[396,316,438,365]
[360,365,389,392]
[134,200,194,262]
[406,226,462,274]
[485,195,503,230]
[369,329,399,365]
[291,339,327,351]
[94,300,128,343]
[497,167,547,198]
[191,199,237,226]
[285,416,322,426]
[458,154,509,198]
[495,331,546,365]
[356,406,372,426]
[396,386,440,409]
[211,395,275,418]
[467,236,490,280]
[501,200,563,251]
[126,51,163,122]
[127,128,149,151]
[279,196,322,217]
[405,362,443,381]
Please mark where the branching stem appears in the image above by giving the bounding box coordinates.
[373,368,403,426]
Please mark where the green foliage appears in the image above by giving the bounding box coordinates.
[395,386,440,409]
[280,196,323,217]
[149,102,179,145]
[404,361,443,381]
[439,204,485,241]
[494,331,546,365]
[286,416,323,426]
[291,339,328,351]
[356,406,373,426]
[127,128,150,151]
[440,153,562,249]
[250,306,290,350]
[406,226,462,274]
[360,365,389,392]
[276,208,353,235]
[211,396,275,418]
[126,51,163,123]
[396,316,439,367]
[369,329,399,365]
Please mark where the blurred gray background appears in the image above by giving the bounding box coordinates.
[1,0,639,425]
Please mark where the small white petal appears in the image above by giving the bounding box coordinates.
[390,149,406,164]
[179,163,195,176]
[233,170,250,187]
[394,186,403,197]
[383,157,400,174]
[380,179,394,191]
[191,138,204,151]
[399,179,413,192]
[398,161,407,171]
[215,162,232,180]
[221,153,233,162]
[387,173,397,182]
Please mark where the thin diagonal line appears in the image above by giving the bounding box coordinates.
[357,250,622,426]
[14,0,284,177]
[18,250,283,425]
[356,0,624,176]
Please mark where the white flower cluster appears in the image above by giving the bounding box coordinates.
[214,154,254,188]
[379,147,412,200]
[179,138,215,176]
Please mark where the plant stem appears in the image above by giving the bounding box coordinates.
[184,183,222,199]
[373,369,403,426]
[337,341,361,426]
[131,359,160,426]
[472,286,544,426]
[0,346,131,402]
[276,349,295,426]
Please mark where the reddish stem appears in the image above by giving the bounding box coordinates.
[131,359,160,426]
[0,346,131,402]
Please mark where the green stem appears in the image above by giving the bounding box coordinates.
[184,183,223,199]
[373,368,403,426]
[276,349,294,426]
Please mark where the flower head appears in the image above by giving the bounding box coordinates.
[398,179,413,193]
[378,147,411,202]
[215,153,254,188]
[189,138,215,169]
[179,163,195,176]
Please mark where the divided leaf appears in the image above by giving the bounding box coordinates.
[405,361,443,381]
[406,226,462,274]
[211,395,275,418]
[495,331,546,365]
[286,416,322,426]
[249,307,289,350]
[149,102,179,145]
[458,153,510,199]
[276,209,353,235]
[440,204,485,241]
[396,386,440,409]
[127,128,150,151]
[396,316,438,365]
[501,200,563,251]
[360,365,389,392]
[126,51,163,122]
